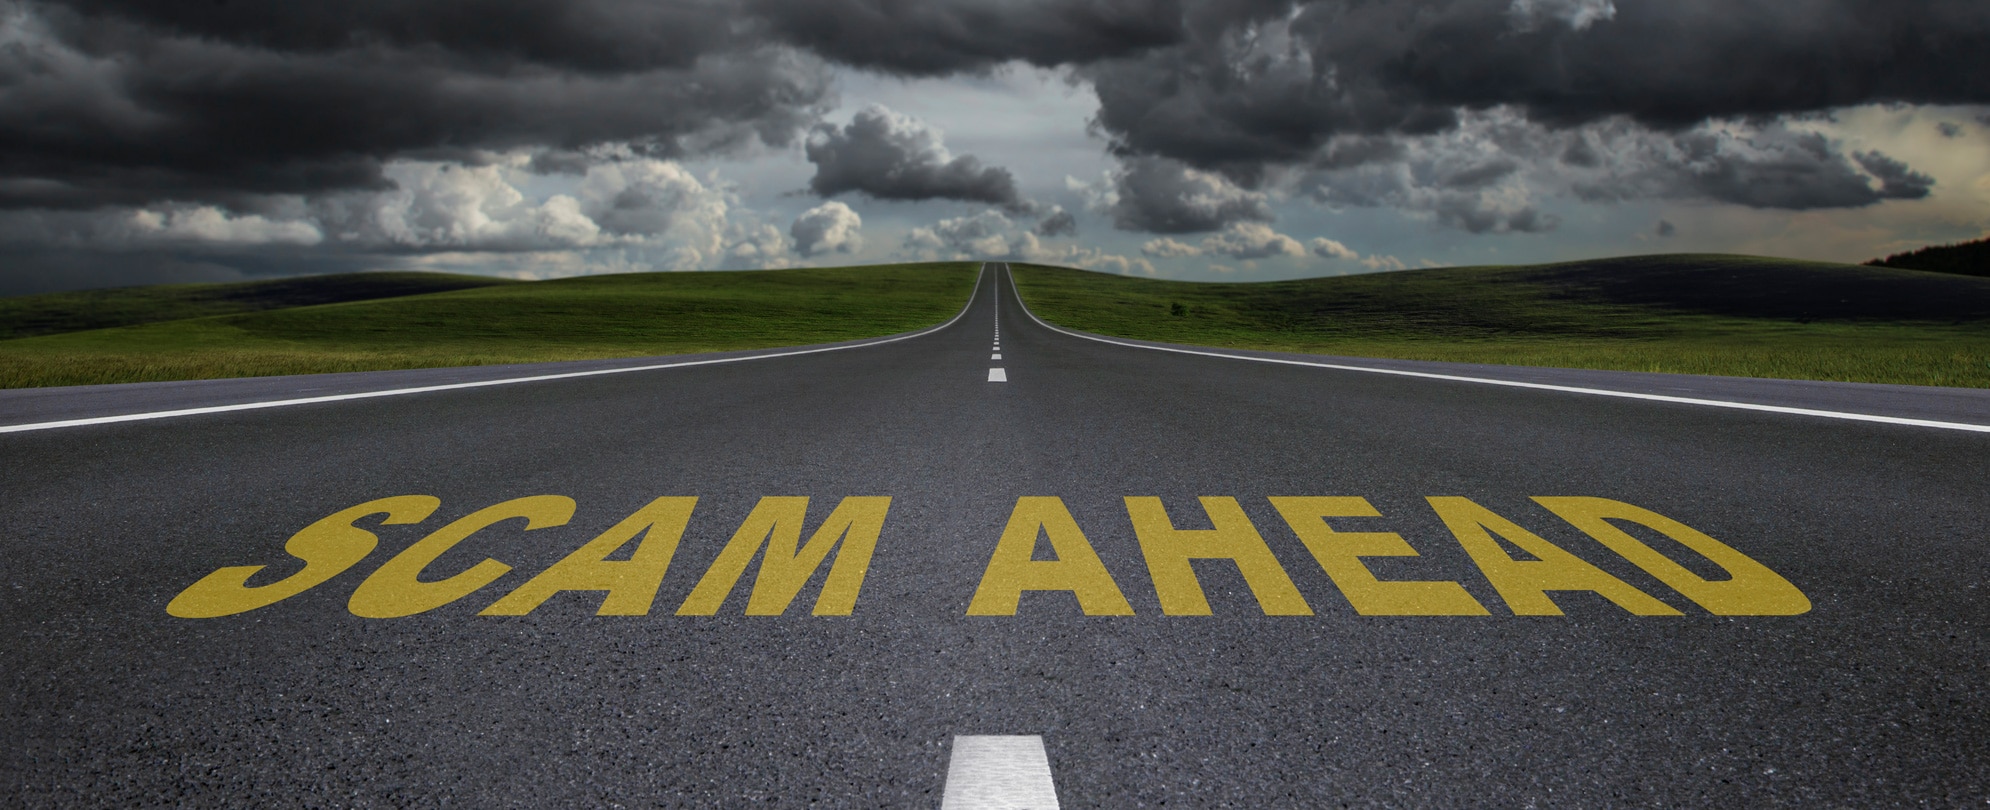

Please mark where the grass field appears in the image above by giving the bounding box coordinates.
[9,255,1986,390]
[1009,254,1990,389]
[0,272,516,340]
[0,263,978,388]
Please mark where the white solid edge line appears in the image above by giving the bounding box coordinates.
[941,735,1060,810]
[1,263,997,435]
[998,263,1990,434]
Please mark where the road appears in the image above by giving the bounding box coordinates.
[3,263,1987,806]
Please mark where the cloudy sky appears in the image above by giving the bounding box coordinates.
[1,0,1987,294]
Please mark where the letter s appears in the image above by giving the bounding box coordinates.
[166,496,441,618]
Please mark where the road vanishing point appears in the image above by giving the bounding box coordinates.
[3,263,1987,807]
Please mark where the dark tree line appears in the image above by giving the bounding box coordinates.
[1864,236,1990,278]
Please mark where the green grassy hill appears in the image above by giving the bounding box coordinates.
[1010,254,1990,388]
[0,272,517,340]
[0,263,978,388]
[9,255,1984,390]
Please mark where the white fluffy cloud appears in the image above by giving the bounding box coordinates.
[127,207,323,246]
[1139,237,1202,258]
[900,209,1155,275]
[0,151,805,274]
[1309,237,1358,260]
[1201,222,1305,259]
[338,161,601,250]
[334,156,738,257]
[0,204,323,249]
[790,201,864,257]
[721,222,797,270]
[902,210,1017,257]
[579,159,730,241]
[1139,222,1306,260]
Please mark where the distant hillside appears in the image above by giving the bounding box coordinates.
[0,272,516,340]
[1864,236,1990,278]
[1517,253,1990,323]
[1010,253,1990,388]
[1019,253,1990,338]
[0,263,980,388]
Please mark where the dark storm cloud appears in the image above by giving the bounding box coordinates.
[1079,0,1990,174]
[1565,127,1933,210]
[1854,151,1936,201]
[0,0,1306,213]
[1296,111,1561,234]
[1035,207,1078,237]
[1434,198,1555,234]
[1107,156,1273,233]
[0,1,831,209]
[744,0,1268,76]
[57,0,743,73]
[1634,132,1887,210]
[525,151,596,176]
[1291,109,1938,235]
[1,0,1981,235]
[0,0,1248,213]
[804,105,1028,210]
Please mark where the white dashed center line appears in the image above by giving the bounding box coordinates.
[941,735,1060,809]
[988,285,1006,383]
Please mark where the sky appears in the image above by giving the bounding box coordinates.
[0,0,1987,294]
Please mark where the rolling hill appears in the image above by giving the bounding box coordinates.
[0,272,516,340]
[0,264,979,388]
[1009,254,1990,388]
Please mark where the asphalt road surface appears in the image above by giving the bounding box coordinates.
[3,263,1987,807]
